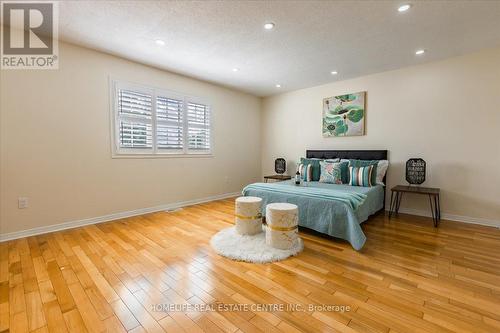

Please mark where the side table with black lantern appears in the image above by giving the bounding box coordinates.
[265,158,291,182]
[389,158,441,227]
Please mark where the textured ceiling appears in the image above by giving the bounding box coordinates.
[56,0,500,96]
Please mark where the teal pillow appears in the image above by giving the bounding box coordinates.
[348,159,378,184]
[300,158,339,181]
[337,161,350,184]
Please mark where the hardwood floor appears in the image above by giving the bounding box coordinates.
[2,198,500,333]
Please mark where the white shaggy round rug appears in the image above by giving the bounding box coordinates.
[210,227,304,263]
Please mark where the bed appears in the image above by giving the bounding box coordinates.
[242,150,387,250]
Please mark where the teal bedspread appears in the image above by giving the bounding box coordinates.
[242,181,384,250]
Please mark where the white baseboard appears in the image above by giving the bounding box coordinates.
[3,193,498,242]
[387,207,500,228]
[0,192,240,242]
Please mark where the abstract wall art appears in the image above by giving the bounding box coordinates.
[322,91,366,137]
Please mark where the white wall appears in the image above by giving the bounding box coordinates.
[261,47,500,224]
[2,42,499,237]
[0,42,262,235]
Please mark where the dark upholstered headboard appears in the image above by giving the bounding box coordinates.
[306,149,388,210]
[306,149,387,161]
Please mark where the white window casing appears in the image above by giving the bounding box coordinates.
[110,79,213,157]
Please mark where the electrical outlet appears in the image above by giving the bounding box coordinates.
[18,197,28,209]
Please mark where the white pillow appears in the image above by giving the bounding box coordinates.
[376,160,389,185]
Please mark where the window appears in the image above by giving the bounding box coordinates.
[187,102,211,151]
[111,80,212,156]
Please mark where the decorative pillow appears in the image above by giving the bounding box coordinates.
[297,163,312,182]
[338,159,351,184]
[375,160,389,185]
[300,158,338,181]
[345,159,378,184]
[349,165,374,187]
[319,161,343,184]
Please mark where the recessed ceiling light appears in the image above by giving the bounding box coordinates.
[275,84,281,88]
[415,49,425,55]
[398,4,411,12]
[264,22,275,30]
[232,68,239,72]
[331,71,338,75]
[155,39,165,46]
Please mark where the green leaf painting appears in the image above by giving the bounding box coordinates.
[323,91,365,137]
[347,108,364,122]
[335,94,357,103]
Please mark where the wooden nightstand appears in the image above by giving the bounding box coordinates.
[389,185,441,227]
[264,175,291,183]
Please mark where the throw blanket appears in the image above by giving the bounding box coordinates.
[243,183,367,210]
[242,181,382,250]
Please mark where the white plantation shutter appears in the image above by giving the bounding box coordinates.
[118,90,152,118]
[112,81,212,156]
[119,121,153,148]
[187,102,211,151]
[117,89,153,150]
[156,96,183,151]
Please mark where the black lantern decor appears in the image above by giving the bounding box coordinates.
[274,158,286,174]
[406,158,426,185]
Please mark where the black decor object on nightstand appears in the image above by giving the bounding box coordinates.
[406,158,426,185]
[274,158,286,174]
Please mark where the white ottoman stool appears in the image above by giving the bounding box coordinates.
[235,196,263,235]
[265,203,299,250]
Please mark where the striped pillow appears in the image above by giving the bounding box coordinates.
[349,165,374,187]
[297,163,312,182]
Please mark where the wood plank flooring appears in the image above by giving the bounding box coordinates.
[2,198,500,333]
